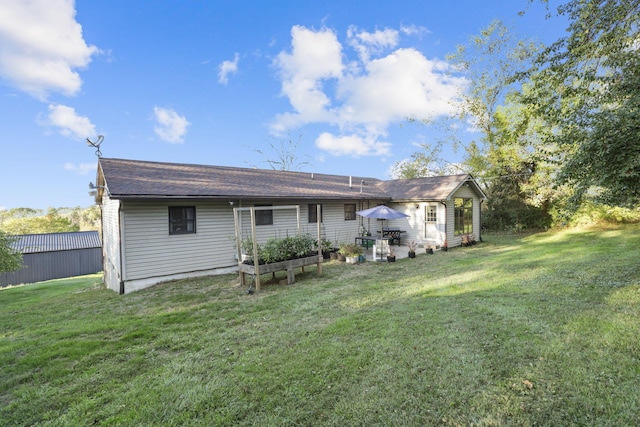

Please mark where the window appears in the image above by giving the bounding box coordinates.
[255,204,273,226]
[169,206,196,235]
[426,205,437,222]
[308,204,323,223]
[454,198,473,235]
[344,203,356,221]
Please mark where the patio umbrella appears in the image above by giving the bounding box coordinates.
[356,205,409,234]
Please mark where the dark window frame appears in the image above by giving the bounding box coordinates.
[454,198,473,235]
[255,204,273,226]
[308,204,323,223]
[169,206,196,235]
[344,203,357,221]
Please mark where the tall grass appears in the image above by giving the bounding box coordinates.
[1,225,639,426]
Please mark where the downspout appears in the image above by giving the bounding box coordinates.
[479,199,484,242]
[118,203,125,295]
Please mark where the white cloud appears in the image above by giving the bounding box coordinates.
[337,48,465,128]
[347,26,399,63]
[64,162,95,175]
[42,104,96,139]
[153,107,190,144]
[271,26,468,156]
[271,25,468,158]
[400,24,431,37]
[0,0,99,100]
[272,25,343,129]
[218,53,239,85]
[315,132,390,157]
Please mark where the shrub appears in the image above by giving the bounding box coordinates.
[259,234,316,264]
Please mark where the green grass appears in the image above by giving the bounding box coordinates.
[1,225,639,426]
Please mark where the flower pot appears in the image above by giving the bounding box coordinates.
[337,253,346,262]
[330,251,338,260]
[426,248,434,254]
[358,254,366,263]
[346,256,358,264]
[387,256,396,262]
[408,251,416,258]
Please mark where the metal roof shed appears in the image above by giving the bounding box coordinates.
[0,231,102,287]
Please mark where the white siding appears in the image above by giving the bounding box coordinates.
[121,201,237,283]
[234,200,381,248]
[387,203,446,248]
[101,195,121,292]
[447,186,482,247]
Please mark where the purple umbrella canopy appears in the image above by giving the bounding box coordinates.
[356,205,409,220]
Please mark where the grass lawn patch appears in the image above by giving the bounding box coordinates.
[1,225,639,425]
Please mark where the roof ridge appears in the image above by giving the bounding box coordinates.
[99,157,382,181]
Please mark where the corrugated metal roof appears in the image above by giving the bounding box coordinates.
[9,231,101,254]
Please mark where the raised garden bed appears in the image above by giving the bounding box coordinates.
[239,254,321,289]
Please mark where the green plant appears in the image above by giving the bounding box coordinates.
[240,236,255,254]
[0,231,22,273]
[339,242,362,257]
[316,238,333,252]
[258,234,316,264]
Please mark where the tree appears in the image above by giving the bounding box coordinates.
[446,20,552,229]
[0,231,22,273]
[525,0,640,207]
[251,134,312,171]
[0,208,80,235]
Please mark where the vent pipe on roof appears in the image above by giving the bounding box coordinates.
[349,176,352,188]
[311,173,314,180]
[360,180,365,194]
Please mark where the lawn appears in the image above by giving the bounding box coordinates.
[1,225,639,426]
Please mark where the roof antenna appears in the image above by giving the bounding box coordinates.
[86,135,104,157]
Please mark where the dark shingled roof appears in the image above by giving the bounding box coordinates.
[99,158,390,200]
[97,158,485,202]
[376,174,480,201]
[10,231,101,254]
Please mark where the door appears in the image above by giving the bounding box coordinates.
[424,204,439,244]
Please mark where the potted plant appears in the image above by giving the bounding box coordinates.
[425,244,434,255]
[317,237,333,260]
[387,247,396,262]
[407,240,417,258]
[442,239,448,252]
[345,243,362,264]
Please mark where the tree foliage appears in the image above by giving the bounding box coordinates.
[0,231,22,273]
[0,206,100,235]
[446,20,553,230]
[526,0,640,207]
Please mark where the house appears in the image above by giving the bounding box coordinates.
[95,158,486,294]
[0,231,102,287]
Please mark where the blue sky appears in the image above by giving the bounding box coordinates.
[0,0,566,210]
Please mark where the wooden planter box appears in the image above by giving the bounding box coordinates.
[239,254,322,290]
